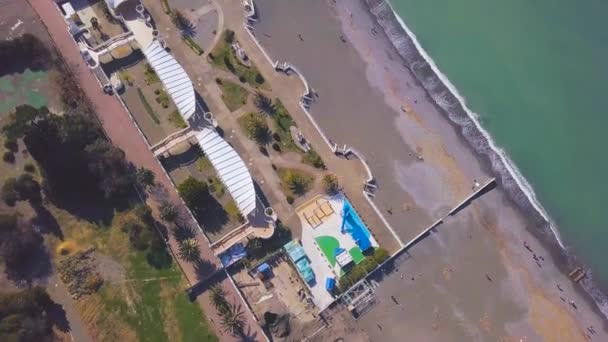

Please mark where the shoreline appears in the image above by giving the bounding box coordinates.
[362,0,608,320]
[247,0,607,338]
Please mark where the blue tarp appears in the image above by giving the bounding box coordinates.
[334,247,346,257]
[325,277,335,291]
[219,243,247,267]
[257,263,271,274]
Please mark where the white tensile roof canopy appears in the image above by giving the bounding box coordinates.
[103,0,131,10]
[196,128,256,217]
[143,41,196,121]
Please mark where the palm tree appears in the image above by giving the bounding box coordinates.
[170,10,190,32]
[209,285,228,312]
[178,239,200,262]
[159,201,178,223]
[253,92,274,115]
[322,174,340,195]
[220,303,245,336]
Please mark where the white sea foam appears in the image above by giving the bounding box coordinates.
[382,1,565,249]
[367,0,608,318]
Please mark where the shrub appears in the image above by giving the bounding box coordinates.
[1,179,18,206]
[3,151,15,163]
[255,73,265,85]
[182,35,204,55]
[259,145,268,156]
[271,142,281,152]
[170,10,190,32]
[3,138,18,152]
[24,162,36,173]
[215,78,222,85]
[224,29,235,44]
[135,167,155,188]
[286,195,294,204]
[238,76,246,83]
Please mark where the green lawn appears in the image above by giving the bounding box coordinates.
[168,110,187,129]
[315,236,339,267]
[209,30,266,89]
[217,79,248,112]
[271,99,300,152]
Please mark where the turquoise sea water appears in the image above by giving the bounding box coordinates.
[388,0,608,283]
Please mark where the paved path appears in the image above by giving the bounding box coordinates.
[27,1,264,340]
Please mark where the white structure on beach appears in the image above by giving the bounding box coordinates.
[196,128,257,217]
[143,41,196,121]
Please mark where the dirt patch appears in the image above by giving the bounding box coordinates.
[94,252,126,284]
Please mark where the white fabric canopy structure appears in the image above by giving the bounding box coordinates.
[143,41,196,121]
[103,0,131,10]
[196,128,256,217]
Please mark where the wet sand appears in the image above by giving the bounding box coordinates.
[252,0,607,340]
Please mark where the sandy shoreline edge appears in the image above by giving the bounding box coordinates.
[362,0,608,319]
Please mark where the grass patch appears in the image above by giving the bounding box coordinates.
[119,70,134,86]
[217,78,248,112]
[276,167,314,197]
[224,200,244,223]
[161,0,171,14]
[270,99,300,152]
[144,63,160,85]
[302,149,325,169]
[168,110,187,129]
[137,88,160,124]
[182,35,204,55]
[209,30,265,88]
[196,155,213,172]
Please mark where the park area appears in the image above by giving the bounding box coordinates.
[0,3,218,339]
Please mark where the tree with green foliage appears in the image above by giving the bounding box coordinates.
[0,33,52,74]
[177,176,209,209]
[1,174,41,205]
[178,238,200,262]
[285,170,309,195]
[209,284,228,312]
[14,107,134,202]
[159,201,178,223]
[219,302,245,336]
[322,174,340,195]
[253,92,273,115]
[136,167,155,189]
[0,212,42,272]
[243,113,270,145]
[0,287,55,342]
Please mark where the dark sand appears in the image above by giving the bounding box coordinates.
[251,0,607,340]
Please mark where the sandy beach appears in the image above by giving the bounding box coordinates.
[250,0,607,340]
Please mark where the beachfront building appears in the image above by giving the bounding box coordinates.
[54,0,275,254]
